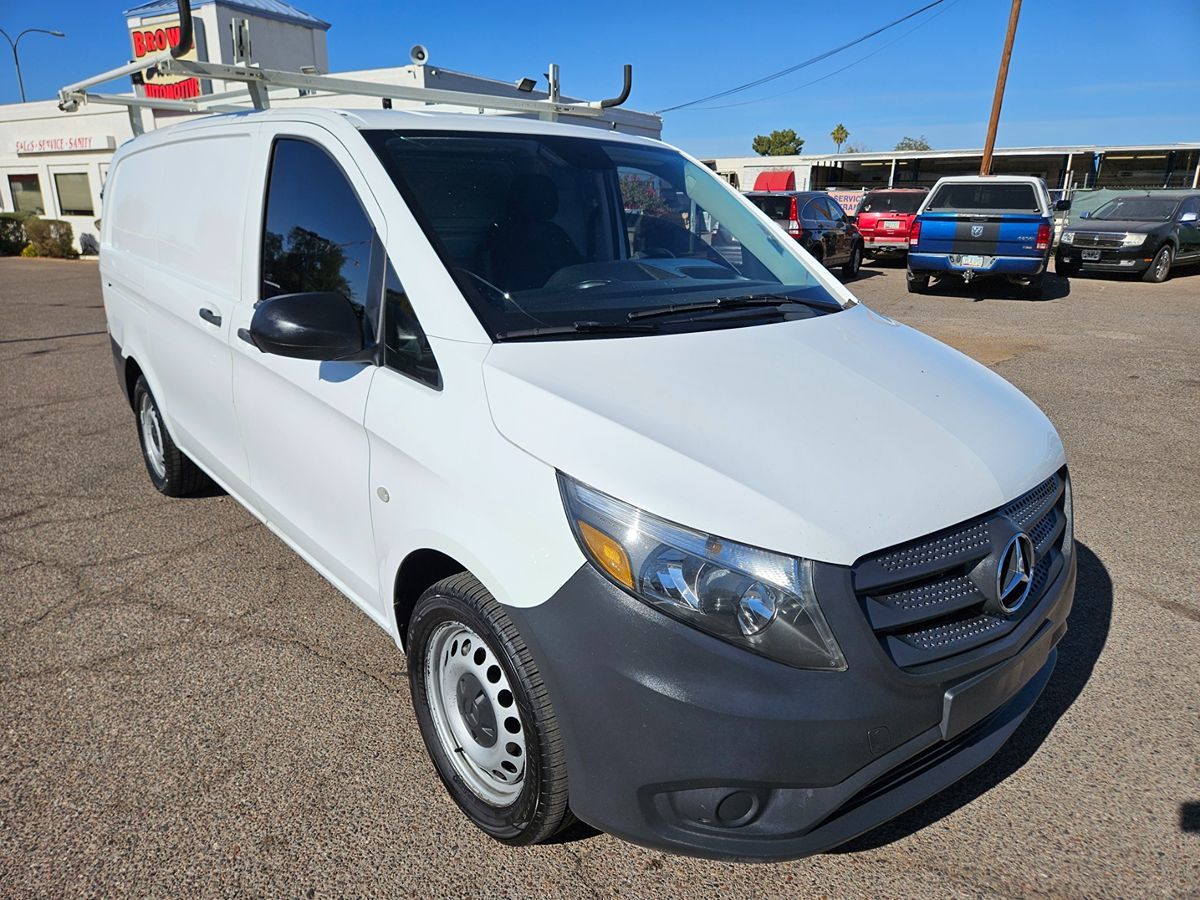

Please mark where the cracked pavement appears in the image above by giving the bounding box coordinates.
[1,257,1197,896]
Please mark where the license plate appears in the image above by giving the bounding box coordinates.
[961,254,985,268]
[1082,249,1101,261]
[883,220,900,230]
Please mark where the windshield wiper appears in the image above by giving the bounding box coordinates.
[495,321,660,340]
[627,293,834,321]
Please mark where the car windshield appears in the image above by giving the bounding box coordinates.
[1090,197,1178,221]
[858,192,924,214]
[364,131,842,338]
[925,182,1040,213]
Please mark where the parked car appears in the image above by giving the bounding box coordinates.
[907,175,1069,299]
[851,188,928,259]
[1056,192,1200,283]
[102,108,1075,862]
[743,190,864,278]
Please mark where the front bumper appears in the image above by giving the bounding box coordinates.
[1057,245,1154,272]
[508,546,1076,861]
[909,252,1047,277]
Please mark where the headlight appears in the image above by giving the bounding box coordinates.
[1061,231,1075,245]
[1121,233,1146,247]
[559,474,846,670]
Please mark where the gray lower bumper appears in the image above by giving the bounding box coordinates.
[508,548,1076,861]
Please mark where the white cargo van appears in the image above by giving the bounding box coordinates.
[101,107,1075,860]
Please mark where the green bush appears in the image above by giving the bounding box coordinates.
[24,217,78,259]
[20,244,39,257]
[0,211,30,256]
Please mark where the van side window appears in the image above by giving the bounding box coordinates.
[261,139,375,314]
[382,260,440,389]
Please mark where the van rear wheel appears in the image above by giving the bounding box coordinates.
[408,573,572,845]
[132,376,212,497]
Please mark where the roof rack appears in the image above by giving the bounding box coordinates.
[58,0,633,134]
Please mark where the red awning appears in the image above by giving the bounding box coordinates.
[753,170,796,191]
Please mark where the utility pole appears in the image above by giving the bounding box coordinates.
[980,0,1021,176]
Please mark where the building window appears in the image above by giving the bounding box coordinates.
[54,172,95,216]
[8,174,45,215]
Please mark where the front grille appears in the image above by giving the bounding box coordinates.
[852,469,1068,670]
[1071,232,1124,248]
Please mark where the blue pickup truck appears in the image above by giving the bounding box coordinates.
[907,175,1069,299]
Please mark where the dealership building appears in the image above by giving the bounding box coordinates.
[0,0,661,252]
[703,143,1200,194]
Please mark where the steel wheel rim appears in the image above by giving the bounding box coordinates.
[139,393,166,479]
[425,621,526,806]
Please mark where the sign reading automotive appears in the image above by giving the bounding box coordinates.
[129,16,201,100]
[13,135,117,155]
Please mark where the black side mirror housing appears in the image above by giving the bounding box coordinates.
[249,292,371,361]
[1054,199,1072,211]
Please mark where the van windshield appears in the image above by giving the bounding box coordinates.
[364,131,841,339]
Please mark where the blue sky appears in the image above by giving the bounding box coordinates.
[4,0,1198,156]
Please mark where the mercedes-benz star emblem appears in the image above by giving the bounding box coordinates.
[996,532,1035,614]
[971,224,985,238]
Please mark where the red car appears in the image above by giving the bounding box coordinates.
[852,188,929,259]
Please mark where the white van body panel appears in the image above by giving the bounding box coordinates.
[103,122,257,494]
[365,339,585,614]
[483,303,1065,566]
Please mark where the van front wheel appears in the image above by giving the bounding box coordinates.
[408,573,572,845]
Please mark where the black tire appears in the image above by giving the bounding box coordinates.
[1142,244,1172,283]
[1055,256,1081,278]
[132,376,212,497]
[408,573,572,846]
[906,271,930,294]
[842,243,863,279]
[1019,274,1045,300]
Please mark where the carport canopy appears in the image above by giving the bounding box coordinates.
[753,170,796,191]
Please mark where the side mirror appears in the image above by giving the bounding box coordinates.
[1054,199,1072,211]
[847,214,858,224]
[248,292,370,361]
[1180,211,1199,223]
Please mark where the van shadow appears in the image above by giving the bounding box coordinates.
[833,541,1112,854]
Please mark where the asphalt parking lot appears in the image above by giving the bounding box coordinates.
[2,256,1198,896]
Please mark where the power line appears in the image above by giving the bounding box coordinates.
[688,0,962,112]
[656,0,946,114]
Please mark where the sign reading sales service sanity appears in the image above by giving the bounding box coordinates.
[13,136,117,155]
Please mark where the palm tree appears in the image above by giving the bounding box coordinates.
[831,123,849,154]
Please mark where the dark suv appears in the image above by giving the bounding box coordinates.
[1056,192,1200,283]
[744,190,864,278]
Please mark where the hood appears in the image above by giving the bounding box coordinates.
[1071,218,1169,234]
[483,305,1064,566]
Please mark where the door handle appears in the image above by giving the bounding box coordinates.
[198,307,222,326]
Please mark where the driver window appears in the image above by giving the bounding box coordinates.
[261,138,375,315]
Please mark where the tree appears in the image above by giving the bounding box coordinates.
[618,174,672,218]
[844,142,870,154]
[831,123,849,154]
[894,135,932,151]
[752,129,804,156]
